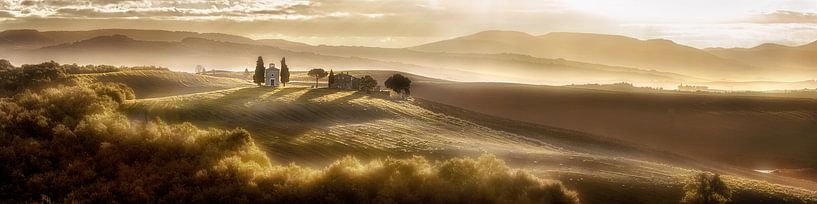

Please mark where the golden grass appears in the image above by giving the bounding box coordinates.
[72,70,252,98]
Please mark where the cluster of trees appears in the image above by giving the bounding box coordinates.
[63,64,167,74]
[0,59,14,69]
[0,59,170,96]
[322,71,409,95]
[194,65,207,74]
[386,73,412,98]
[0,82,264,202]
[359,75,377,93]
[0,60,67,96]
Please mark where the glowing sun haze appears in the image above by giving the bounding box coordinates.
[1,0,816,48]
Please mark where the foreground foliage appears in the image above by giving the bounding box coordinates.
[681,173,733,204]
[0,59,166,96]
[0,81,579,203]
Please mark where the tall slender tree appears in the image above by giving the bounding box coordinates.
[328,70,335,88]
[253,56,265,86]
[280,57,290,87]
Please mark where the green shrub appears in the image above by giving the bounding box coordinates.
[0,61,66,95]
[682,173,733,204]
[256,155,580,204]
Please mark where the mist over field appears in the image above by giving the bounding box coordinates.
[3,0,817,203]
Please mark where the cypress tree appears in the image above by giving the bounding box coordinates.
[253,56,265,86]
[328,70,335,88]
[280,57,290,87]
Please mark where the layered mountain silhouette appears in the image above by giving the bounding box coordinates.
[411,30,760,79]
[0,29,56,49]
[17,34,403,72]
[706,41,817,79]
[0,29,309,50]
[1,29,696,86]
[2,29,817,85]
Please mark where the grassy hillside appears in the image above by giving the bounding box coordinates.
[120,85,817,203]
[71,69,252,98]
[409,81,817,175]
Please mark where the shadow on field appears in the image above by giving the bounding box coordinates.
[128,87,397,165]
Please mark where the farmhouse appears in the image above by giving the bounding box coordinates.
[330,72,361,90]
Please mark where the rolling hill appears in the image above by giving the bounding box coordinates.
[411,31,757,80]
[408,81,817,176]
[0,65,801,202]
[121,84,816,203]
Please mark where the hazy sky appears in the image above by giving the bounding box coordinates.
[1,0,817,48]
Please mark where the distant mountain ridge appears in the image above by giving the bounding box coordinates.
[15,35,405,71]
[411,30,760,79]
[705,39,817,79]
[3,28,817,85]
[0,33,697,87]
[0,29,310,49]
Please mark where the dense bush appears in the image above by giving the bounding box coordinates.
[0,61,66,95]
[0,83,271,203]
[0,59,12,69]
[385,74,412,96]
[681,173,732,204]
[0,81,579,203]
[265,154,580,204]
[89,83,135,103]
[0,60,167,97]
